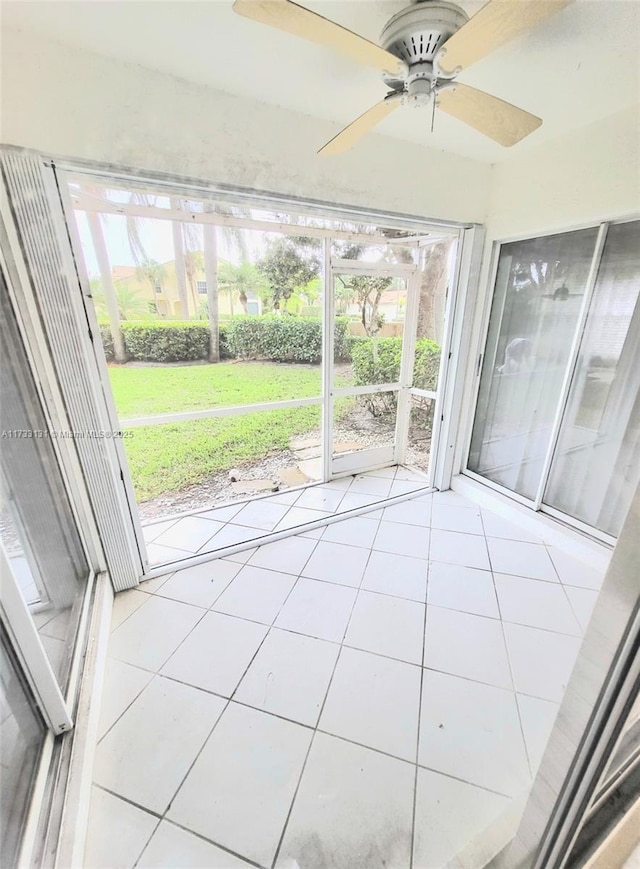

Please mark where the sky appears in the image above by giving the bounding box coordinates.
[69,180,416,280]
[73,210,266,278]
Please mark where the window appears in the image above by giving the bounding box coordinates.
[153,280,162,294]
[196,280,207,295]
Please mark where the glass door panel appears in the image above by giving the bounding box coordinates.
[0,634,46,868]
[0,276,90,694]
[468,228,599,499]
[544,221,640,536]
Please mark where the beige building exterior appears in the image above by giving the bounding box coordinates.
[112,255,260,318]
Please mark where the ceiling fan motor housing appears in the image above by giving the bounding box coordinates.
[380,0,469,96]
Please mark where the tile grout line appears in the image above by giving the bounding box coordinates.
[103,484,570,866]
[151,471,356,559]
[154,531,327,869]
[105,533,572,748]
[140,817,267,869]
[97,488,567,868]
[543,541,591,635]
[479,509,535,782]
[269,486,388,869]
[92,783,265,869]
[410,493,432,869]
[148,473,431,570]
[92,782,164,860]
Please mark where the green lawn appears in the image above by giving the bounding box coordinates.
[109,362,346,502]
[110,361,323,418]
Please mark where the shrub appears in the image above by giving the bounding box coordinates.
[97,317,351,364]
[218,323,231,359]
[123,322,210,362]
[226,316,351,364]
[350,336,440,415]
[99,324,115,362]
[413,338,441,391]
[334,317,351,362]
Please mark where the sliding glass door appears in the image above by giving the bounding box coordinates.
[468,219,640,539]
[544,221,640,536]
[0,271,92,864]
[468,227,599,499]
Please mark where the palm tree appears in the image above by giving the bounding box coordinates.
[170,198,191,318]
[203,204,220,362]
[86,209,126,363]
[218,262,267,315]
[200,201,250,360]
[82,185,164,361]
[93,283,152,321]
[184,249,204,314]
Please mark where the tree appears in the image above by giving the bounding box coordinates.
[203,208,220,362]
[184,249,204,313]
[92,282,151,321]
[333,239,398,336]
[218,262,268,314]
[83,185,166,361]
[170,198,191,318]
[417,239,454,345]
[337,273,393,336]
[86,210,126,362]
[136,259,166,297]
[256,236,320,312]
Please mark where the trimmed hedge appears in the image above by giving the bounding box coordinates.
[99,316,350,364]
[351,336,440,415]
[100,322,212,363]
[226,316,350,364]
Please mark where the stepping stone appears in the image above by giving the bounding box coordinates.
[279,467,310,487]
[295,446,322,460]
[334,441,364,454]
[230,480,279,494]
[289,437,321,452]
[297,458,322,481]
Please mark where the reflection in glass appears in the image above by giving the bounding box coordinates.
[0,278,89,691]
[468,228,599,499]
[406,395,436,474]
[545,221,640,536]
[412,238,456,391]
[0,634,46,868]
[600,690,640,793]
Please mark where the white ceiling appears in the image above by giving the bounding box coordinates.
[3,0,639,163]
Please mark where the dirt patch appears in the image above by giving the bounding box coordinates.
[137,404,399,523]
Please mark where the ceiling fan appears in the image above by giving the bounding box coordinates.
[233,0,573,154]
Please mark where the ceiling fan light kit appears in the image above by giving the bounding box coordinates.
[233,0,573,153]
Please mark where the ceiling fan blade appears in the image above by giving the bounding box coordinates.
[233,0,405,76]
[318,98,402,156]
[437,0,574,75]
[437,83,541,146]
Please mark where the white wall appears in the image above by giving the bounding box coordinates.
[485,105,640,240]
[0,28,491,225]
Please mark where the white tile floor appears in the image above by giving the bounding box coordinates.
[87,485,608,869]
[142,467,428,567]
